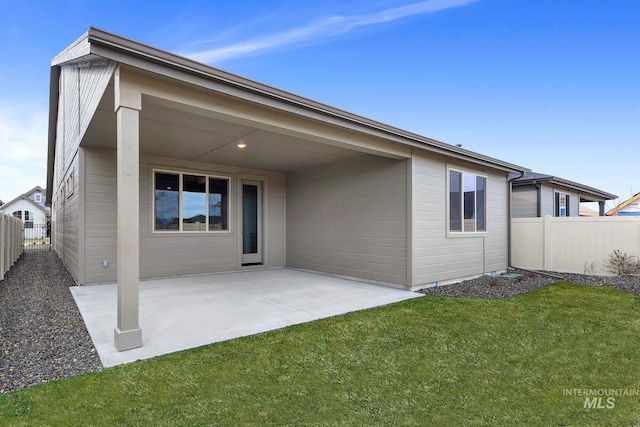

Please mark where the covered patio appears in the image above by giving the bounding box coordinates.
[71,268,421,367]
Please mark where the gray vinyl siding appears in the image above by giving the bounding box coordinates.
[82,147,286,283]
[53,63,115,279]
[512,186,538,218]
[266,174,286,267]
[540,186,555,216]
[568,190,580,216]
[83,148,117,283]
[412,153,509,286]
[286,155,408,286]
[62,155,80,281]
[541,184,580,217]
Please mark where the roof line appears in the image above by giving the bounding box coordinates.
[46,26,530,198]
[85,27,529,173]
[0,194,49,214]
[606,192,640,215]
[513,173,616,200]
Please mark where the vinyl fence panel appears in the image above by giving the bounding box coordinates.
[0,214,24,280]
[511,216,640,275]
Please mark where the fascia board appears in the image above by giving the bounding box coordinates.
[51,31,91,66]
[56,27,530,174]
[549,178,617,200]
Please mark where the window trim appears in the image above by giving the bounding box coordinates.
[555,191,570,217]
[446,166,488,237]
[152,168,232,234]
[66,174,74,199]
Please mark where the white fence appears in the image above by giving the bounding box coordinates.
[511,216,640,275]
[1,214,24,280]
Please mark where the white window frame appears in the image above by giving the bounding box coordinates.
[66,174,74,199]
[447,167,488,237]
[152,168,232,234]
[34,193,42,203]
[555,191,570,217]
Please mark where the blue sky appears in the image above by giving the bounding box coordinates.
[1,0,638,209]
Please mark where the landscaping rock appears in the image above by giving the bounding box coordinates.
[2,252,639,395]
[418,269,640,299]
[0,252,102,394]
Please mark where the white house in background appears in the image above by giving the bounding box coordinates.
[0,186,50,238]
[47,28,530,351]
[510,172,616,218]
[606,192,640,217]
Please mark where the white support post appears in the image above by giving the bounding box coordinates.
[113,67,142,351]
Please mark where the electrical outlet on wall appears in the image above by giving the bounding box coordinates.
[102,259,109,268]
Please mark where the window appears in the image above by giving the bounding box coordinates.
[182,174,206,231]
[12,210,22,220]
[34,193,42,203]
[155,172,179,230]
[208,177,229,231]
[449,169,487,233]
[154,170,230,232]
[66,174,74,198]
[24,211,33,229]
[555,192,570,217]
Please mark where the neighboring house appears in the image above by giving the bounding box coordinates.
[510,172,616,218]
[606,192,640,217]
[0,187,50,238]
[24,186,50,214]
[579,205,599,217]
[46,28,530,351]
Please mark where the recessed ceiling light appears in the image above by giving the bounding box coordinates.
[237,142,247,149]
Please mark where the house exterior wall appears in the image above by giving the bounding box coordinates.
[0,199,47,226]
[26,189,48,211]
[617,201,640,216]
[568,191,580,216]
[81,147,286,284]
[286,155,408,286]
[511,186,538,218]
[51,62,115,282]
[541,185,580,217]
[411,152,510,287]
[63,154,80,280]
[540,185,555,216]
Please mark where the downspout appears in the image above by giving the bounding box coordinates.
[508,172,526,267]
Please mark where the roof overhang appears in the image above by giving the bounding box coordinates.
[46,27,529,204]
[606,192,640,216]
[0,195,49,214]
[512,174,617,202]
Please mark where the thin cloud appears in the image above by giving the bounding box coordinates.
[183,0,479,64]
[0,102,48,203]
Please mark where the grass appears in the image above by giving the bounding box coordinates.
[2,282,640,425]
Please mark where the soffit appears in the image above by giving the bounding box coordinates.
[82,84,368,171]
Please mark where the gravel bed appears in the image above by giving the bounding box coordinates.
[1,252,102,394]
[2,253,639,395]
[418,268,640,299]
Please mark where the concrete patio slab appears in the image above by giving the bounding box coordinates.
[70,268,422,367]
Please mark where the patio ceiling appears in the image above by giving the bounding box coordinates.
[82,82,374,172]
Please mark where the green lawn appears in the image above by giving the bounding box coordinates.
[2,282,640,426]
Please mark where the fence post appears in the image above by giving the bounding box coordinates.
[543,215,552,271]
[1,216,5,280]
